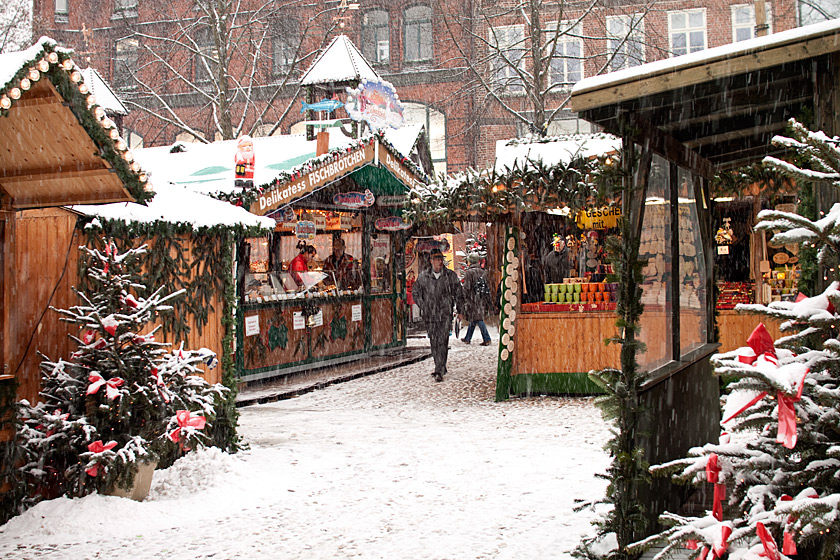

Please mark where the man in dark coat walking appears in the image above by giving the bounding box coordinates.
[412,248,464,382]
[459,253,492,346]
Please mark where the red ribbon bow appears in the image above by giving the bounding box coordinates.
[706,453,727,521]
[738,323,777,365]
[167,410,206,446]
[87,372,124,400]
[713,524,732,558]
[102,314,119,336]
[85,440,117,476]
[757,522,780,560]
[776,366,809,449]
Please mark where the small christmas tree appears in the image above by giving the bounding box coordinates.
[13,240,227,509]
[630,119,840,559]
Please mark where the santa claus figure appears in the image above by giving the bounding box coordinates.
[235,135,255,188]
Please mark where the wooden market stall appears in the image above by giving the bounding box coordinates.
[235,131,429,382]
[570,17,840,532]
[0,38,149,412]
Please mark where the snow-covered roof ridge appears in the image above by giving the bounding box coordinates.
[301,35,379,86]
[494,132,621,174]
[0,36,67,91]
[80,67,127,116]
[573,18,840,97]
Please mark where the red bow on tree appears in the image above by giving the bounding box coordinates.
[706,453,727,521]
[756,522,780,560]
[85,440,117,477]
[87,372,124,400]
[738,323,777,365]
[167,410,206,448]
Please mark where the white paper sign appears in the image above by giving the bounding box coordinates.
[717,245,730,255]
[293,312,305,330]
[313,309,324,327]
[245,315,260,336]
[352,304,362,322]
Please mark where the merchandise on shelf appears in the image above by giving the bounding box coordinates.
[716,281,754,310]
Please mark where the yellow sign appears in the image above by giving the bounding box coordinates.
[576,206,622,230]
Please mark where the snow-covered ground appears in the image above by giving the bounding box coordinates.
[0,332,611,559]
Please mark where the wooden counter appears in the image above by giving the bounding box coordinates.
[716,310,783,353]
[512,310,620,394]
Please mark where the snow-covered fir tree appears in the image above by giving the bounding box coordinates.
[13,240,227,509]
[630,119,840,560]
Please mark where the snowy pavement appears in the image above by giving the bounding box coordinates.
[0,330,612,559]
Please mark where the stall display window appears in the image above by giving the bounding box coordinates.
[323,232,363,292]
[678,168,708,354]
[370,235,392,294]
[637,154,673,371]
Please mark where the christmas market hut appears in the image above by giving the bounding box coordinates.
[569,17,840,534]
[408,132,621,397]
[0,37,151,417]
[133,124,431,383]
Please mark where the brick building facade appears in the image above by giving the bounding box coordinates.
[33,0,798,174]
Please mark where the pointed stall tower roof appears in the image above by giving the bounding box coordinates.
[301,34,380,86]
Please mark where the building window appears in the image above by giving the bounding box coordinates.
[490,24,525,94]
[607,14,644,72]
[114,36,138,90]
[195,27,218,83]
[669,9,706,56]
[272,17,300,76]
[361,10,389,64]
[732,3,772,42]
[55,0,68,22]
[404,5,432,62]
[403,102,446,176]
[547,21,583,90]
[113,0,138,18]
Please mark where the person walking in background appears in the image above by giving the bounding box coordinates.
[412,248,464,382]
[459,253,492,346]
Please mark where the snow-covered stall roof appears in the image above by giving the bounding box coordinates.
[71,183,276,231]
[300,35,379,86]
[494,133,621,174]
[572,18,840,99]
[131,126,425,198]
[571,18,840,171]
[80,67,127,116]
[0,37,149,207]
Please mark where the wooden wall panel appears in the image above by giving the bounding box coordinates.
[371,298,394,347]
[8,209,79,405]
[310,300,364,359]
[516,312,621,374]
[717,311,783,353]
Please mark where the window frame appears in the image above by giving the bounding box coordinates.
[606,14,645,72]
[361,9,390,65]
[54,0,68,22]
[271,17,300,77]
[731,3,773,42]
[489,24,526,95]
[668,8,707,57]
[546,20,583,92]
[114,36,139,90]
[403,4,433,63]
[194,27,219,83]
[112,0,138,19]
